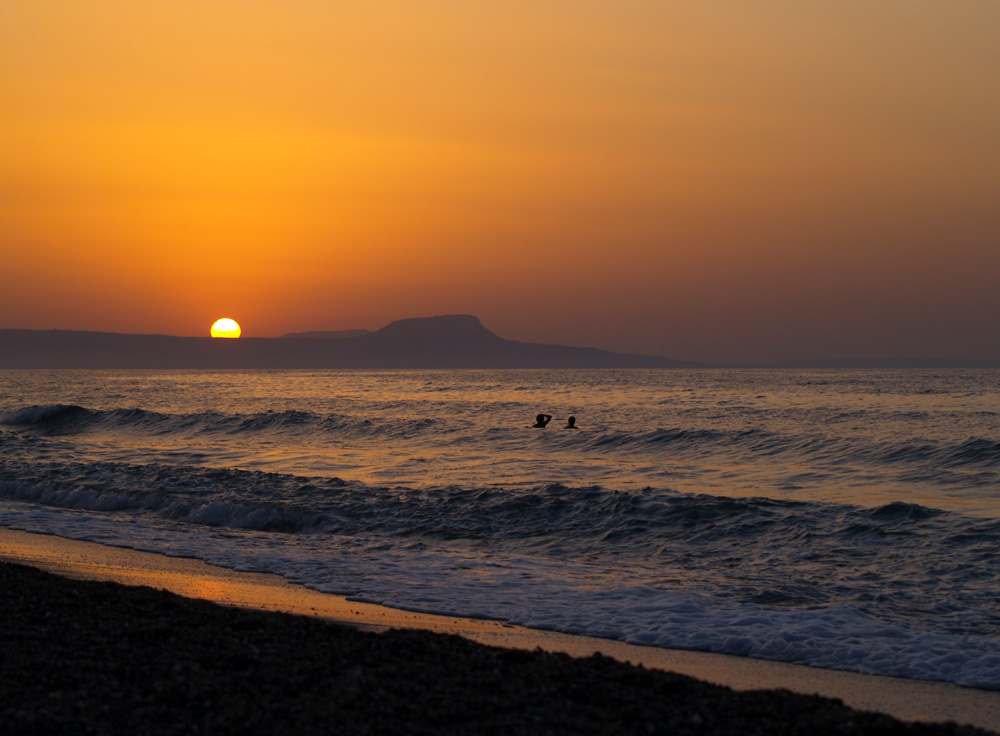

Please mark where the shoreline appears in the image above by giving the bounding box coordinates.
[2,526,998,733]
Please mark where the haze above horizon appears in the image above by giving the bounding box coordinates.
[2,2,998,364]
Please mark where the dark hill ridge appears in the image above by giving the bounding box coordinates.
[0,315,689,369]
[281,329,370,339]
[366,314,501,345]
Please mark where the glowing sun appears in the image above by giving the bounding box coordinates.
[210,318,242,338]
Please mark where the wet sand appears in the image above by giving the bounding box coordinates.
[2,526,998,734]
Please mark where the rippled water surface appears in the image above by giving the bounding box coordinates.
[2,369,999,687]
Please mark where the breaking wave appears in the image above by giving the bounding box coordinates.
[6,403,1000,471]
[4,368,1000,689]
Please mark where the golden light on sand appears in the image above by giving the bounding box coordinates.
[210,318,241,338]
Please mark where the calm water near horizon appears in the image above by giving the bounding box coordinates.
[2,369,999,688]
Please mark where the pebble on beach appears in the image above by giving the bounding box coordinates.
[0,562,992,736]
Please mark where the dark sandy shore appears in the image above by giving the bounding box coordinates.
[1,561,993,736]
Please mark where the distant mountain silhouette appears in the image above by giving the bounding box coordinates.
[0,315,690,369]
[281,329,370,339]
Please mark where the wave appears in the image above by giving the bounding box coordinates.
[2,456,998,632]
[3,453,1000,688]
[4,456,988,547]
[5,404,1000,480]
[579,424,1000,470]
[1,404,95,430]
[0,461,341,534]
[0,404,443,442]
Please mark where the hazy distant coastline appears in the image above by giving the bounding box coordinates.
[2,315,998,369]
[281,329,371,339]
[0,315,688,369]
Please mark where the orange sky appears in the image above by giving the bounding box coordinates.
[2,1,998,362]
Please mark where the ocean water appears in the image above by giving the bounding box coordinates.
[2,369,999,689]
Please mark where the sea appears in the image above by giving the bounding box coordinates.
[2,369,999,689]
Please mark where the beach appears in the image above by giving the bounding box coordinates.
[2,527,998,735]
[6,0,999,728]
[4,369,1000,732]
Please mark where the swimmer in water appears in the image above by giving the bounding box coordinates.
[532,413,552,428]
[565,416,577,428]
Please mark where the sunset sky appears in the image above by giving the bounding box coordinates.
[2,1,998,363]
